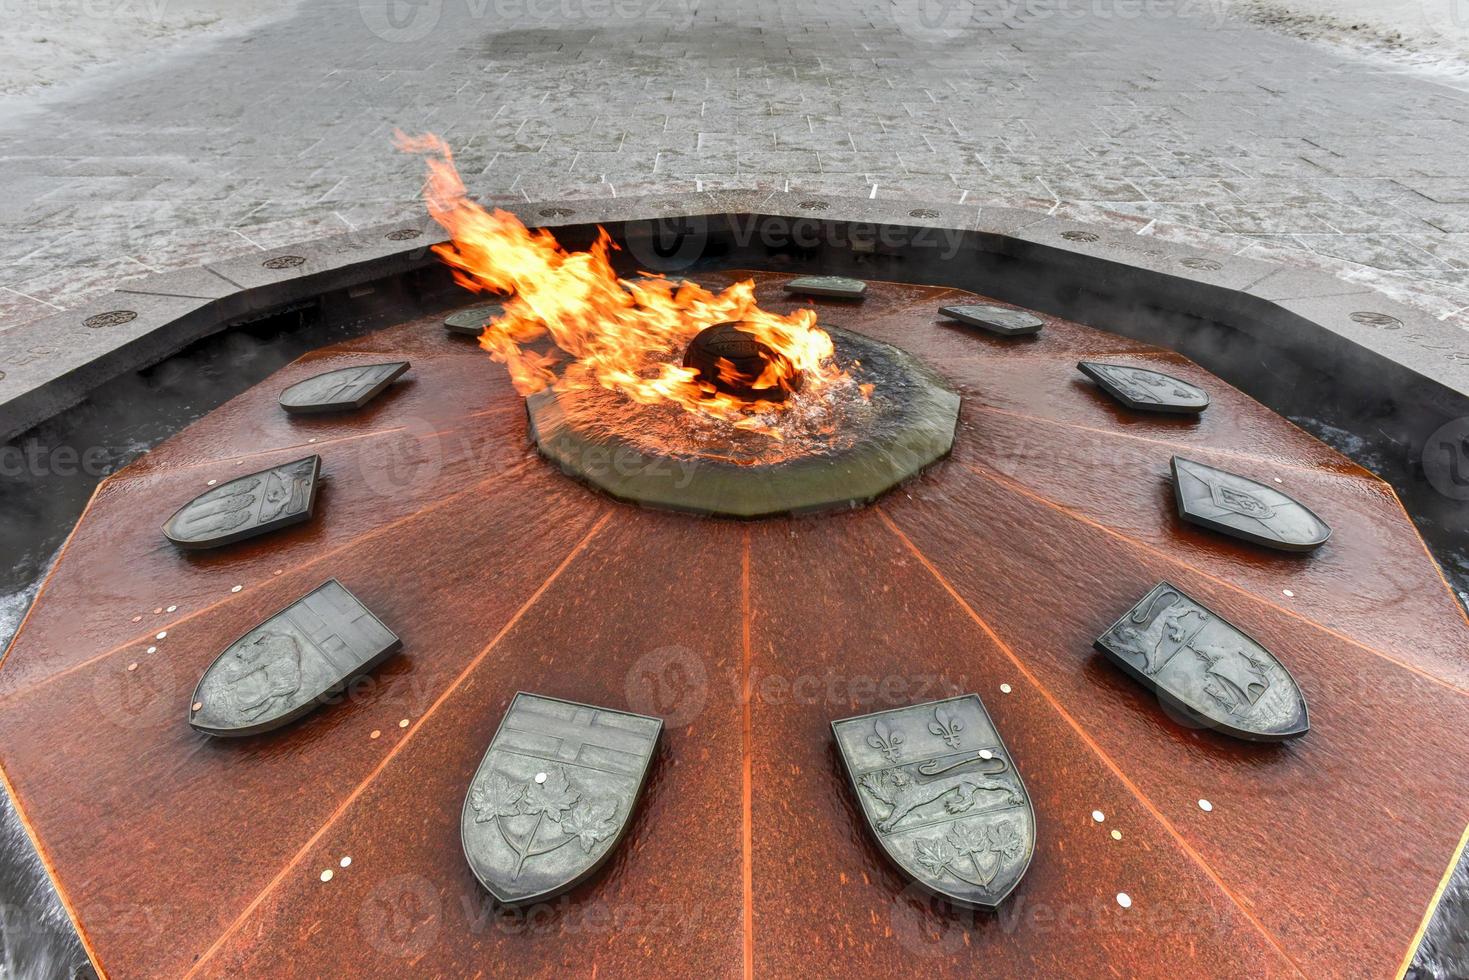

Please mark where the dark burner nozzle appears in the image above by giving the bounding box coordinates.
[684,321,802,403]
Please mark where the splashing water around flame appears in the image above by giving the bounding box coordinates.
[397,132,856,436]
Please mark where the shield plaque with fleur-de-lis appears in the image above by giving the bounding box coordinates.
[461,693,662,905]
[833,694,1035,909]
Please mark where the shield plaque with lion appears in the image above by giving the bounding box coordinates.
[833,694,1035,909]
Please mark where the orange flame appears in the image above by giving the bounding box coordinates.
[397,132,849,433]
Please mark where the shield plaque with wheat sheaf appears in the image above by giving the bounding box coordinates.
[833,695,1035,909]
[461,693,662,906]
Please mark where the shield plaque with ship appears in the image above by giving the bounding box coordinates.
[1077,361,1209,414]
[832,695,1035,909]
[162,455,321,550]
[188,579,401,737]
[1094,581,1309,741]
[1171,456,1332,552]
[278,361,409,414]
[461,694,662,906]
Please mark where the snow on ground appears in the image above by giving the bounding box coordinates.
[0,0,300,98]
[1232,0,1469,83]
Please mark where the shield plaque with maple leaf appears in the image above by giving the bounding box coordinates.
[460,693,661,905]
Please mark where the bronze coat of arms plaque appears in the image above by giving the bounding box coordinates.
[1077,361,1209,414]
[188,580,401,737]
[444,304,504,336]
[833,695,1035,909]
[1095,582,1309,741]
[461,693,662,906]
[162,455,321,550]
[278,361,410,414]
[783,275,867,298]
[939,304,1043,337]
[1171,456,1332,552]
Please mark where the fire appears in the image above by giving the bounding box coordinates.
[397,132,851,433]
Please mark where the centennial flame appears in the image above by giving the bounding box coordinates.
[398,132,850,433]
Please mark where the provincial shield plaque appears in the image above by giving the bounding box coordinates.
[1077,361,1209,414]
[832,695,1034,909]
[461,694,662,905]
[189,580,401,737]
[278,361,410,414]
[1095,582,1309,741]
[784,275,867,299]
[162,455,320,550]
[1172,456,1331,552]
[444,304,504,336]
[939,304,1043,337]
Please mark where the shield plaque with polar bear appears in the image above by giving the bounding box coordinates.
[833,695,1035,909]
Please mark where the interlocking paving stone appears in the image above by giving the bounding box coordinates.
[0,1,1466,327]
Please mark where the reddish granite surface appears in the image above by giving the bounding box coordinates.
[1,273,1464,978]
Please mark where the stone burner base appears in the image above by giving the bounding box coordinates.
[527,319,959,518]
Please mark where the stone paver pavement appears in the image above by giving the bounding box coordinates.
[2,0,1469,332]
